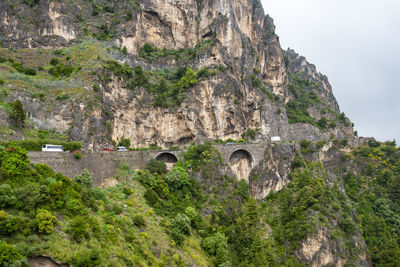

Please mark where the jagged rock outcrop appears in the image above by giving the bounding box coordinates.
[0,0,354,150]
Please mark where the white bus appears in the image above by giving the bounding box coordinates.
[42,144,64,152]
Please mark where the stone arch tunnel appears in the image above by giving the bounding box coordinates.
[213,143,266,182]
[155,152,179,169]
[229,149,254,182]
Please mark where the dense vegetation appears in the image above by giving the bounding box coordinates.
[1,138,400,266]
[286,74,347,130]
[346,140,400,265]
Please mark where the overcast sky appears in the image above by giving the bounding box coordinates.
[261,0,400,144]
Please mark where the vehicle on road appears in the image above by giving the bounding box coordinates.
[117,146,128,151]
[271,136,281,142]
[224,142,235,146]
[103,148,113,151]
[42,144,64,152]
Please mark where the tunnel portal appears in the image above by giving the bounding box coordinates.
[229,149,253,182]
[155,152,178,169]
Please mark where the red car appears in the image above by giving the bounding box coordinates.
[103,148,113,151]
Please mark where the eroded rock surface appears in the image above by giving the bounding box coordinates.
[0,0,354,150]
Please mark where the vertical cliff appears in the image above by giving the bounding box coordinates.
[0,0,354,149]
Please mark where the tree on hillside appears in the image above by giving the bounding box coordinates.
[9,100,26,128]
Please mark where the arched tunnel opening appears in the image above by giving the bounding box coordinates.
[155,152,178,169]
[229,149,253,182]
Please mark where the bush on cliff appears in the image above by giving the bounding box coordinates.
[146,158,167,175]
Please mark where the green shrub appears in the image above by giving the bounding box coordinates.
[104,202,123,215]
[66,198,85,214]
[339,216,355,234]
[215,245,229,266]
[35,209,57,234]
[144,188,159,206]
[0,184,17,208]
[197,67,217,78]
[0,79,4,85]
[236,179,249,200]
[368,138,381,148]
[12,62,36,75]
[146,159,167,175]
[74,169,92,189]
[93,83,100,92]
[49,63,75,77]
[122,46,128,55]
[9,100,26,128]
[139,43,157,61]
[241,128,259,140]
[171,227,186,245]
[74,152,82,160]
[165,166,190,191]
[171,213,191,244]
[118,137,131,148]
[341,139,348,147]
[0,145,29,180]
[55,93,70,101]
[184,143,221,171]
[0,241,23,265]
[67,216,89,242]
[0,214,28,235]
[171,213,191,235]
[132,214,146,227]
[300,140,311,149]
[63,141,82,151]
[317,117,327,129]
[338,112,346,123]
[22,0,40,7]
[202,232,228,255]
[250,74,261,88]
[105,60,132,77]
[70,246,101,267]
[137,170,157,188]
[50,58,59,66]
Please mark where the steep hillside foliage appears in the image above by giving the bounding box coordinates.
[1,140,400,266]
[0,145,210,266]
[345,140,400,265]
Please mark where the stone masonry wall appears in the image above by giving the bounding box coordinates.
[28,144,267,186]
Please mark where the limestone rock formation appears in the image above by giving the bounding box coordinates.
[0,0,354,150]
[0,1,372,266]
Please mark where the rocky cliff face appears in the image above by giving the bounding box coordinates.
[0,1,374,266]
[0,0,353,150]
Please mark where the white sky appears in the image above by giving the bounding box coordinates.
[261,0,400,144]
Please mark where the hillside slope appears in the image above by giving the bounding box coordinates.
[1,140,399,266]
